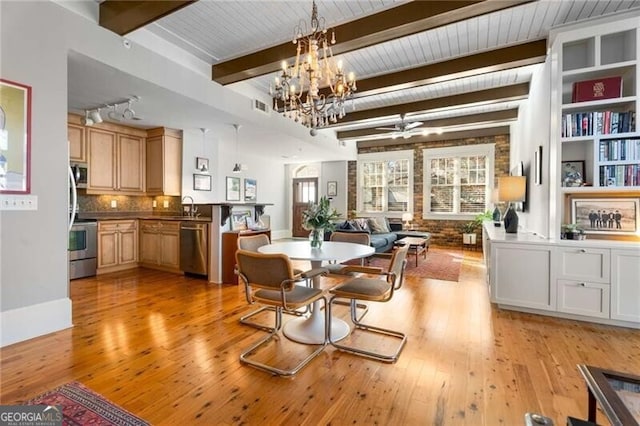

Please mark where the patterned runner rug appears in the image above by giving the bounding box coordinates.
[346,247,463,282]
[27,381,149,426]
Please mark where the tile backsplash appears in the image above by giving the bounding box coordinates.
[77,194,182,214]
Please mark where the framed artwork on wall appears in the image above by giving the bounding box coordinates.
[327,181,337,197]
[196,157,209,172]
[244,178,257,201]
[571,198,638,235]
[193,173,211,191]
[226,176,241,201]
[534,145,542,185]
[0,79,32,194]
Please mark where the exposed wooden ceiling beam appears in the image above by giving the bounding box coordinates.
[317,39,546,100]
[99,1,196,36]
[337,109,518,139]
[331,82,529,125]
[212,0,534,85]
[357,126,511,149]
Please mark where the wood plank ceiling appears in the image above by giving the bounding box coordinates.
[100,0,640,144]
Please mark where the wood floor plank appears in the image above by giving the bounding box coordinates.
[1,251,639,425]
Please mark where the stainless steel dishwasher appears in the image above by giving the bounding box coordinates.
[180,222,208,276]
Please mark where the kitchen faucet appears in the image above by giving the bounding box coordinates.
[181,196,196,217]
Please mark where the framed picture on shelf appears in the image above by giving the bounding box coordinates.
[561,160,585,187]
[226,176,241,201]
[571,198,639,235]
[193,173,211,191]
[244,178,257,202]
[231,211,251,231]
[0,79,32,194]
[327,181,337,197]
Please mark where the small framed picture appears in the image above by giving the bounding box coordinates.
[226,176,241,201]
[561,160,585,187]
[196,157,209,172]
[193,173,211,191]
[244,178,257,202]
[534,145,542,185]
[231,211,250,231]
[327,181,337,197]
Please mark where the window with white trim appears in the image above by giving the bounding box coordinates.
[357,150,413,215]
[423,144,495,219]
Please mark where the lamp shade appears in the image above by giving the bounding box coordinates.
[498,176,526,202]
[402,213,413,222]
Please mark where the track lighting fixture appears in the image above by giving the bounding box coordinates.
[81,96,141,126]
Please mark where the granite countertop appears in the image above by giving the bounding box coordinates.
[78,212,212,223]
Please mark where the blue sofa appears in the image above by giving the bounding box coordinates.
[327,219,403,253]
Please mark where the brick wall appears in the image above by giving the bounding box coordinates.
[347,134,510,247]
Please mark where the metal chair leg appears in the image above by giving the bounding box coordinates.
[328,297,406,363]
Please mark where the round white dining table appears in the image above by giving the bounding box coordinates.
[258,240,375,344]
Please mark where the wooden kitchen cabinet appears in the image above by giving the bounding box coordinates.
[221,229,271,284]
[139,220,181,272]
[86,123,145,195]
[146,127,182,196]
[97,220,138,274]
[68,122,86,163]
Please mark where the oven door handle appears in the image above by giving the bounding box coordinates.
[68,165,77,232]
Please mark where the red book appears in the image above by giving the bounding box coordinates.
[572,76,622,103]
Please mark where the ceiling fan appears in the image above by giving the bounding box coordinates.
[375,113,423,139]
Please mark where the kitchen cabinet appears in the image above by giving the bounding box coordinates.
[68,122,86,163]
[610,248,640,322]
[97,220,138,274]
[145,127,182,196]
[139,220,180,272]
[86,125,145,195]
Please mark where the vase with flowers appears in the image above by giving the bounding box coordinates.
[302,196,341,248]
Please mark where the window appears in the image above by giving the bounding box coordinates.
[357,150,413,215]
[423,144,495,219]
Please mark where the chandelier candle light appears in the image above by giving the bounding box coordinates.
[270,0,356,134]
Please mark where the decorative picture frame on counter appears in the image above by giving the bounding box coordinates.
[571,197,638,235]
[193,173,211,191]
[226,176,241,201]
[0,79,32,194]
[244,178,257,202]
[231,210,251,231]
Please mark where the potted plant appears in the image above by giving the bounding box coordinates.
[302,196,341,248]
[561,223,586,240]
[460,211,493,245]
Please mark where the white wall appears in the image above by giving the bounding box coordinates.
[512,60,552,237]
[321,161,348,218]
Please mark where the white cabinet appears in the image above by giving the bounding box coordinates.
[491,243,554,311]
[611,248,640,322]
[556,246,610,283]
[557,280,610,318]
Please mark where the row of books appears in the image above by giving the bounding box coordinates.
[599,164,640,187]
[561,110,635,138]
[598,139,640,161]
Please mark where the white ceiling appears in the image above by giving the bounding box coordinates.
[67,0,640,158]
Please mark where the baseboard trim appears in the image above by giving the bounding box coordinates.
[0,298,73,347]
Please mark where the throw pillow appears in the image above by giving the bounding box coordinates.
[368,217,387,234]
[338,220,354,230]
[354,218,370,233]
[348,219,362,231]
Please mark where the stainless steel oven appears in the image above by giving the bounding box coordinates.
[69,219,97,279]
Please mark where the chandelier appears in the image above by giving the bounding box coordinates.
[270,0,356,133]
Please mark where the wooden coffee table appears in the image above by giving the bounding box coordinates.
[394,236,428,267]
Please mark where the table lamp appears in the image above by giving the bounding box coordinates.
[402,212,413,230]
[498,176,526,233]
[491,188,501,225]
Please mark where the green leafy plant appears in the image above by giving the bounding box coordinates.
[459,211,493,234]
[302,196,341,232]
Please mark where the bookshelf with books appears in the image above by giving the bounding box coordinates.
[550,13,640,241]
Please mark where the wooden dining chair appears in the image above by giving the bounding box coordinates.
[236,249,328,376]
[327,244,409,363]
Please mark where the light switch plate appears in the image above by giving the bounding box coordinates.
[0,195,38,211]
[163,200,169,208]
[111,200,117,208]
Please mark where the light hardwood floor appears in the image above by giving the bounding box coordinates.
[1,249,638,425]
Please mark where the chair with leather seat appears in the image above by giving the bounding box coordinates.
[327,244,409,363]
[236,249,328,376]
[237,234,307,332]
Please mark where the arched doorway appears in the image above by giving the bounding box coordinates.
[292,165,319,237]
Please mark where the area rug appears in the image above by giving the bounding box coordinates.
[26,381,149,426]
[345,247,463,282]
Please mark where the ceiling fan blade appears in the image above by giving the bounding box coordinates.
[375,126,398,131]
[405,121,423,130]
